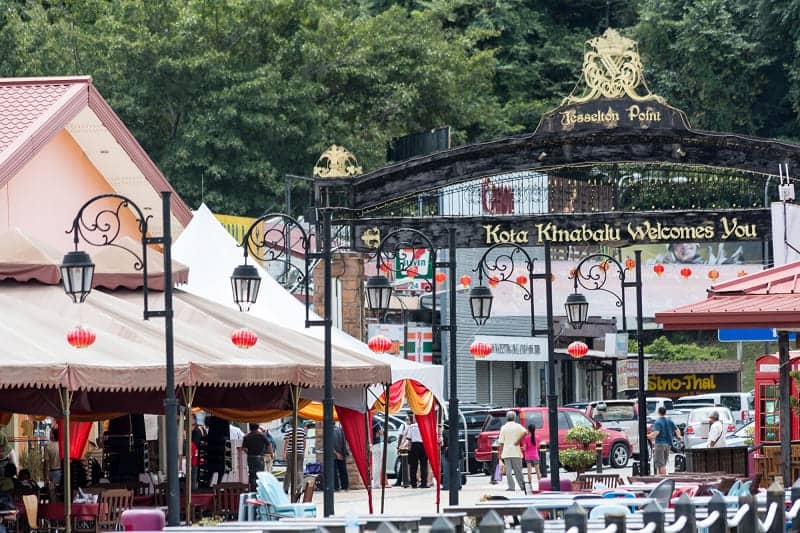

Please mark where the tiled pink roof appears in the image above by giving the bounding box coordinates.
[0,76,192,227]
[0,80,75,155]
[656,261,800,330]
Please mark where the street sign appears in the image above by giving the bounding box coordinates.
[718,328,796,342]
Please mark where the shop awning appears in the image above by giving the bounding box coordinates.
[655,261,800,330]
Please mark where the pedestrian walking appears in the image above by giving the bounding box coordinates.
[497,411,527,493]
[707,410,726,448]
[522,423,541,489]
[371,424,384,489]
[332,422,349,491]
[282,421,306,495]
[404,414,428,488]
[647,407,681,475]
[394,414,410,487]
[242,423,272,491]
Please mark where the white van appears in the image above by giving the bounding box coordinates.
[676,393,754,425]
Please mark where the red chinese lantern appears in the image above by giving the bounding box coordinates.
[231,328,258,349]
[470,340,493,358]
[367,335,393,354]
[488,275,500,288]
[435,272,446,284]
[653,264,665,276]
[625,258,636,271]
[406,265,419,278]
[515,275,528,285]
[708,269,720,281]
[567,341,589,359]
[680,267,692,279]
[379,263,390,273]
[459,274,472,288]
[67,326,96,349]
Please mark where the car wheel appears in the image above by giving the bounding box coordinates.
[610,442,629,469]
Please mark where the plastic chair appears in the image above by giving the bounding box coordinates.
[647,478,675,509]
[726,480,742,496]
[252,472,316,519]
[589,504,632,520]
[738,480,752,495]
[602,490,635,512]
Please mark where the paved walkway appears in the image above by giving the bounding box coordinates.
[311,471,580,515]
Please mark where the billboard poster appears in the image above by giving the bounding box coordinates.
[367,323,433,364]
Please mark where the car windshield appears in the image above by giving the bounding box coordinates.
[462,411,490,427]
[688,407,732,423]
[483,413,507,432]
[591,404,635,422]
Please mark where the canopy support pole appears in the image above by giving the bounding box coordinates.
[181,387,196,524]
[364,407,372,513]
[291,385,300,501]
[59,387,73,533]
[380,383,389,513]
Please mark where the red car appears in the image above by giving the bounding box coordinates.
[474,407,632,470]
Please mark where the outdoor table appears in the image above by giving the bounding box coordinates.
[444,497,655,521]
[284,515,422,532]
[39,502,100,521]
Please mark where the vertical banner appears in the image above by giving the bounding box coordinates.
[771,201,800,265]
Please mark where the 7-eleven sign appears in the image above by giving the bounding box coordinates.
[395,248,433,279]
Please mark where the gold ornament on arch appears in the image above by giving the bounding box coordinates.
[564,28,664,105]
[313,144,363,178]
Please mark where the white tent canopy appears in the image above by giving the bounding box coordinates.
[172,204,444,406]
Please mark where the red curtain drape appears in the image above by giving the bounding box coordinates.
[335,406,373,514]
[57,421,93,460]
[415,405,440,507]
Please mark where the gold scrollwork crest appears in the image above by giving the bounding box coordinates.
[361,227,381,249]
[564,28,664,105]
[313,144,363,178]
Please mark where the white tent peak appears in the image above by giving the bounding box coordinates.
[174,204,443,404]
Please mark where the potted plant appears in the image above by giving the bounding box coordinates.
[558,426,606,486]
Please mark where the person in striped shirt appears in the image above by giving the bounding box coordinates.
[282,422,307,495]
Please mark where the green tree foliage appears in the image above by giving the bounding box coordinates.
[645,336,725,361]
[1,0,800,213]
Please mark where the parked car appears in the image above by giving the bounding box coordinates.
[564,402,590,411]
[683,406,737,449]
[455,403,497,474]
[268,418,316,464]
[677,393,754,426]
[584,400,648,459]
[474,407,632,469]
[371,413,405,478]
[673,397,716,411]
[645,397,675,415]
[692,421,753,449]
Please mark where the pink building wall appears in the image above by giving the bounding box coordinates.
[0,130,142,252]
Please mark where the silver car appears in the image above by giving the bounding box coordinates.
[693,421,753,449]
[683,406,736,449]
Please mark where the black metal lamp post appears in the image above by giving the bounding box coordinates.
[564,250,648,476]
[62,192,180,525]
[364,227,460,506]
[230,210,336,516]
[470,241,559,490]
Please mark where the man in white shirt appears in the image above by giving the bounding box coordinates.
[497,411,527,493]
[707,411,726,448]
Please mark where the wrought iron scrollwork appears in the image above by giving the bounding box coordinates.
[473,244,536,301]
[373,228,437,293]
[65,193,150,269]
[570,253,627,310]
[240,213,314,292]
